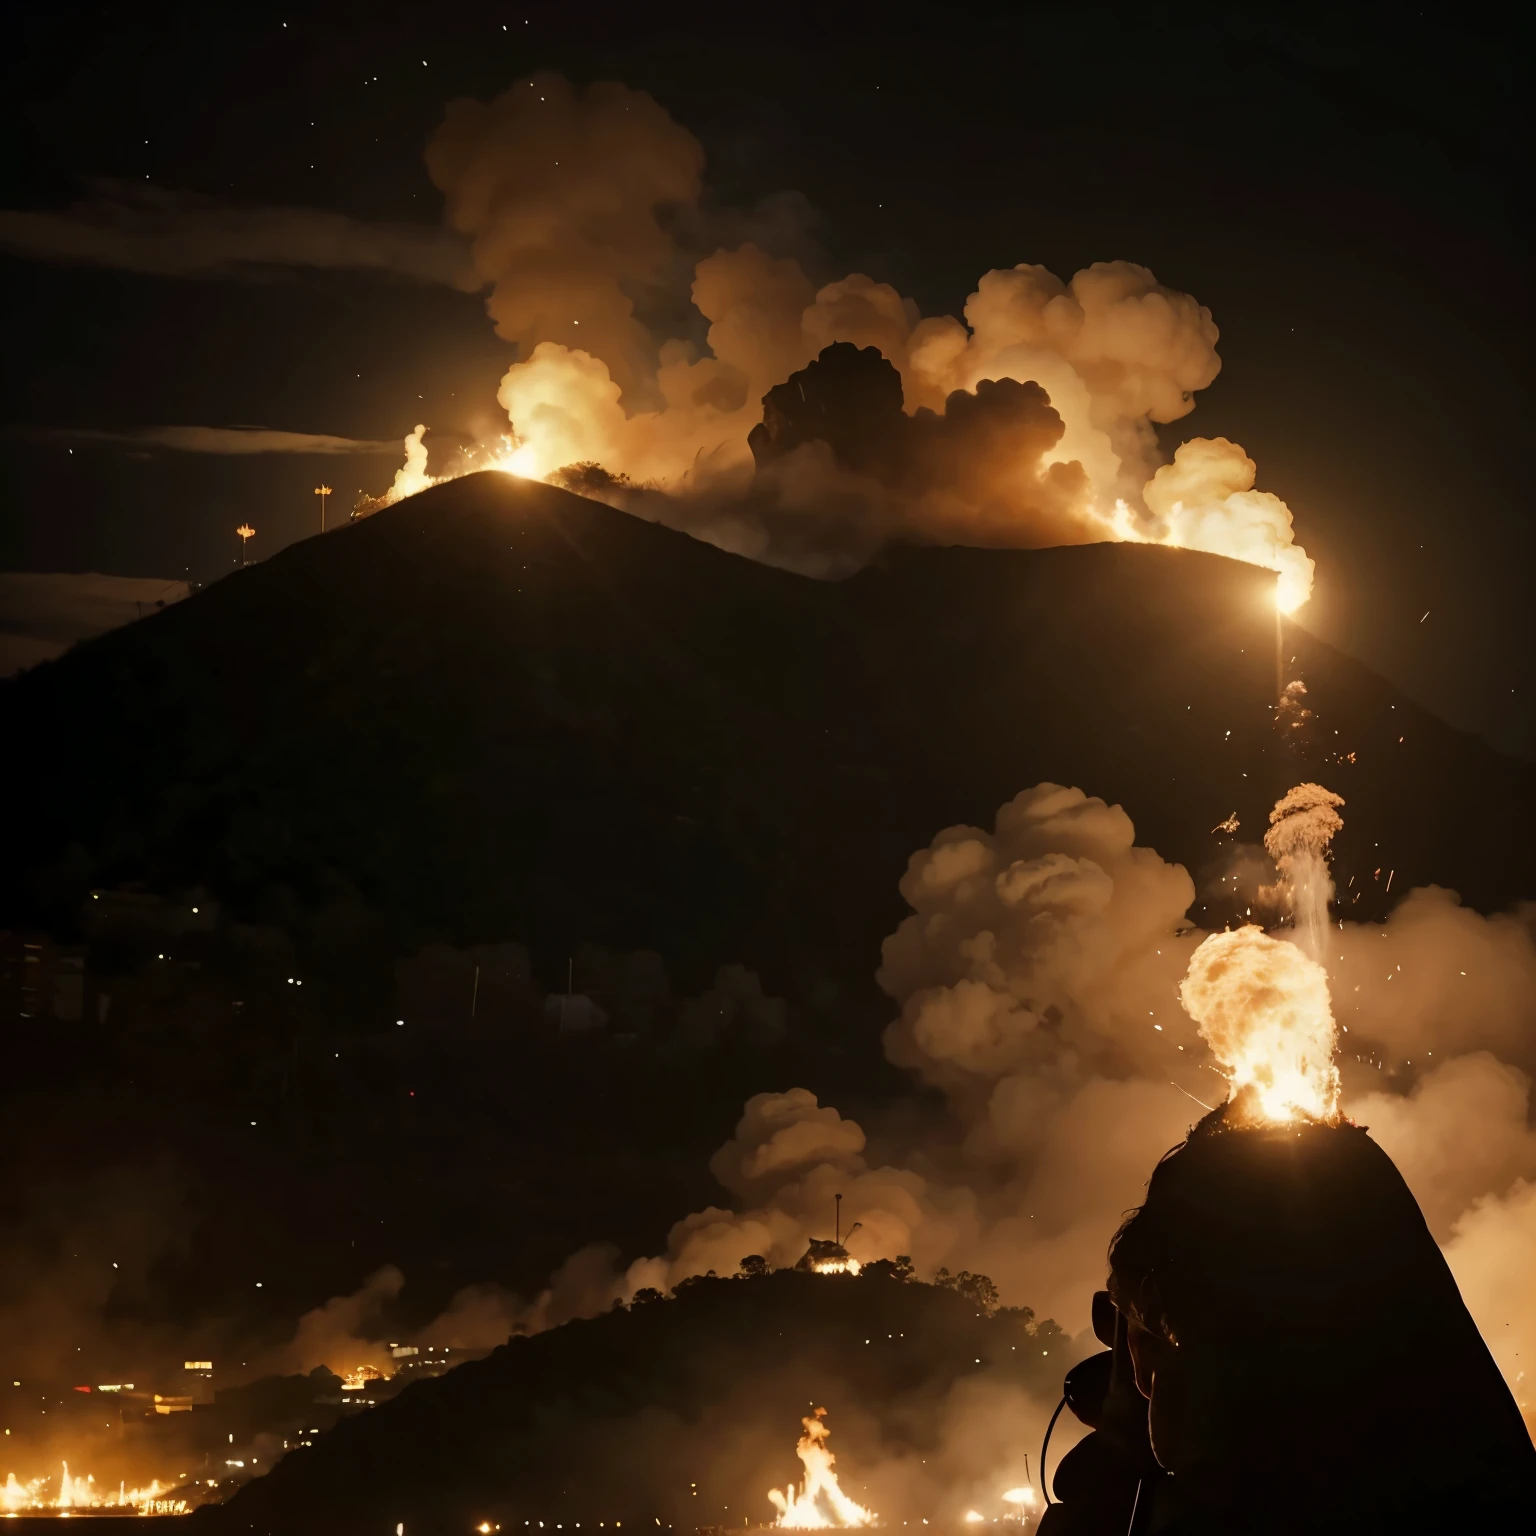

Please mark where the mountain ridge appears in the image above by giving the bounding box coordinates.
[4,472,1529,1010]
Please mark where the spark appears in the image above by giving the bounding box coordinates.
[1168,1081,1215,1112]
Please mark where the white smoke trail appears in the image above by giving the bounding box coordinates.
[1262,782,1345,960]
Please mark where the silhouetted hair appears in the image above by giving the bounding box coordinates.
[1107,1106,1535,1519]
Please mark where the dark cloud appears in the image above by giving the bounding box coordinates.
[48,425,402,456]
[0,181,478,289]
[739,342,1095,554]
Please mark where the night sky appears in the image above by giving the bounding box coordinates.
[2,3,1528,752]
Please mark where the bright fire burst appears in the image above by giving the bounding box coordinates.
[1180,925,1341,1124]
[768,1408,876,1529]
[811,1259,862,1276]
[2,1462,189,1516]
[1175,780,1348,1126]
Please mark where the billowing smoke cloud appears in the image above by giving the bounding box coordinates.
[0,182,477,287]
[1143,438,1315,615]
[620,1087,980,1296]
[426,74,705,397]
[239,784,1536,1438]
[519,787,1206,1332]
[1327,886,1536,1072]
[398,74,1313,605]
[374,424,435,506]
[510,781,1536,1429]
[1443,1180,1536,1433]
[732,344,1097,568]
[1350,1054,1536,1236]
[262,1263,528,1379]
[270,1264,406,1376]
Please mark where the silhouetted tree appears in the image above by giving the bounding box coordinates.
[738,1254,771,1277]
[934,1268,1000,1313]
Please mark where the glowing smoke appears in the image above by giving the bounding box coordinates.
[1442,1180,1536,1434]
[1179,926,1341,1124]
[1141,438,1314,614]
[379,74,1314,606]
[372,423,437,508]
[425,74,705,399]
[501,777,1536,1432]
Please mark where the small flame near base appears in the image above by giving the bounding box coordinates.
[768,1408,876,1529]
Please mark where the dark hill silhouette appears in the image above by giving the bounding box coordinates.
[193,1268,1070,1536]
[4,473,1530,1007]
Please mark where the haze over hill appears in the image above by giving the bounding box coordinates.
[4,471,1528,1011]
[194,1268,1072,1536]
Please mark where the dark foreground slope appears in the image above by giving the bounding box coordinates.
[195,1269,1069,1536]
[4,473,1530,1002]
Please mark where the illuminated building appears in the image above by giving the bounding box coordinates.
[387,1344,457,1380]
[185,1360,215,1405]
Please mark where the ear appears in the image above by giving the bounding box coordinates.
[1126,1320,1172,1399]
[1091,1288,1117,1348]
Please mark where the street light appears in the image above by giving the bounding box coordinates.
[236,524,255,565]
[314,485,333,532]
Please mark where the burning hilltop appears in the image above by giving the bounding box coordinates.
[191,1268,1069,1536]
[351,73,1312,613]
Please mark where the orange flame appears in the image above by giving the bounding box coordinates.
[811,1259,862,1276]
[1180,925,1340,1125]
[768,1408,876,1529]
[1,1461,188,1515]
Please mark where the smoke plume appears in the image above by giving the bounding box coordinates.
[1262,781,1345,958]
[511,780,1536,1431]
[1443,1180,1536,1435]
[426,74,705,398]
[262,1263,528,1379]
[381,74,1314,605]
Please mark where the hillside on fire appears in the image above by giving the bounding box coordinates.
[194,1266,1070,1536]
[3,471,1530,1018]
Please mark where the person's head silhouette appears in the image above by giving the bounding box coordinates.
[1106,1105,1535,1529]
